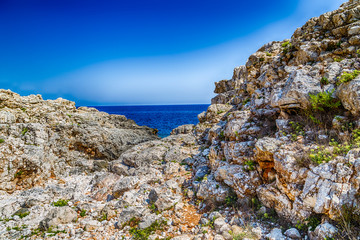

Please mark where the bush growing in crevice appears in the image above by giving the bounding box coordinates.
[337,70,360,85]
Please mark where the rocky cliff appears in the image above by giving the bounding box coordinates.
[1,0,360,239]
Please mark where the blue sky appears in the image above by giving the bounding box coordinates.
[0,0,345,105]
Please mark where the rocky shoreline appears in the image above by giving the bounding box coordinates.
[1,0,360,239]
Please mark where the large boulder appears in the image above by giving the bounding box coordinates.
[271,69,322,109]
[337,77,360,115]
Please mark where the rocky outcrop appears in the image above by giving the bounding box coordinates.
[1,0,360,239]
[0,89,158,193]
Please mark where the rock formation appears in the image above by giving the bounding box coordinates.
[1,0,360,239]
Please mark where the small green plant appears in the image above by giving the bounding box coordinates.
[203,216,218,229]
[14,170,24,178]
[15,211,29,219]
[337,70,360,85]
[259,208,278,222]
[21,107,26,112]
[231,224,258,240]
[250,197,262,211]
[306,215,322,231]
[21,128,28,136]
[295,220,307,231]
[0,139,4,143]
[309,147,332,164]
[282,41,291,47]
[217,110,225,114]
[7,224,27,231]
[282,41,293,54]
[242,98,250,105]
[320,76,329,86]
[80,209,86,217]
[244,160,256,171]
[129,219,167,240]
[334,57,343,62]
[218,130,225,141]
[98,213,108,222]
[308,114,322,125]
[357,49,360,56]
[289,121,305,141]
[265,52,272,56]
[46,226,66,237]
[295,215,321,232]
[52,199,69,207]
[225,192,238,207]
[309,90,341,112]
[148,203,161,215]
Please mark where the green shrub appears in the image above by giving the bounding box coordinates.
[309,147,332,164]
[13,210,30,219]
[295,215,321,232]
[320,77,329,85]
[244,160,256,171]
[309,90,341,112]
[80,209,86,217]
[225,192,238,207]
[0,139,4,144]
[334,57,343,62]
[21,128,28,136]
[337,70,360,85]
[282,41,291,47]
[282,41,293,54]
[97,213,107,222]
[52,199,69,207]
[14,170,24,178]
[289,121,305,141]
[129,219,167,240]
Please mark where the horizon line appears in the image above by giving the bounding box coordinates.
[84,103,211,107]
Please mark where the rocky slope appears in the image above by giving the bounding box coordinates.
[1,0,360,239]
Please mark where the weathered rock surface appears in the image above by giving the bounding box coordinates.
[1,1,360,239]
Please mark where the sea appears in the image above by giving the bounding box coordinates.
[92,104,209,138]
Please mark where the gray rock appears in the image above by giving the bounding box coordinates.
[271,69,322,109]
[112,176,139,198]
[284,228,302,239]
[337,78,360,115]
[39,206,77,230]
[266,228,286,240]
[171,124,194,135]
[310,222,337,240]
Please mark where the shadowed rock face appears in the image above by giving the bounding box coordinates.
[0,89,159,192]
[0,1,360,239]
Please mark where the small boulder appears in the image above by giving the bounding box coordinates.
[266,228,286,240]
[284,228,301,239]
[39,207,77,230]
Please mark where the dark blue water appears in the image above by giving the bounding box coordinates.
[92,105,209,138]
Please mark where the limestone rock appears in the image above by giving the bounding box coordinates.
[337,77,360,115]
[39,207,77,230]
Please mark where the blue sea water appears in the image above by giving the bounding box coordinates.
[92,104,209,138]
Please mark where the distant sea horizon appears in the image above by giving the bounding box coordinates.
[91,104,209,138]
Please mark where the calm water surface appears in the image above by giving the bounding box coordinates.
[92,104,209,138]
